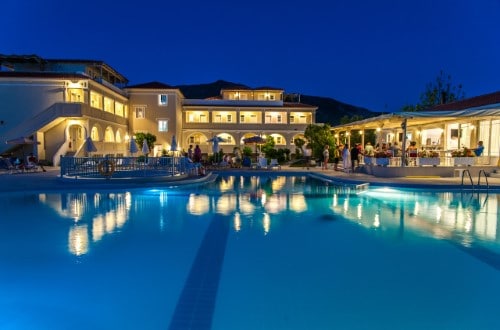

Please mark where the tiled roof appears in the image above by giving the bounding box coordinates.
[220,86,284,91]
[0,71,89,79]
[429,90,500,110]
[283,102,317,108]
[125,81,175,89]
[253,86,284,91]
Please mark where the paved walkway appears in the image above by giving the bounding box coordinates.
[1,165,499,193]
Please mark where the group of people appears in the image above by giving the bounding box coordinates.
[321,143,361,172]
[319,139,485,171]
[319,140,403,172]
[187,144,202,163]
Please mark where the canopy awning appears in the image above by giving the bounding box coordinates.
[331,108,500,131]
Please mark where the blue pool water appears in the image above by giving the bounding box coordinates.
[1,174,499,329]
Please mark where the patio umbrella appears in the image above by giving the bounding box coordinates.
[84,136,97,155]
[129,137,139,155]
[6,136,40,159]
[207,136,226,163]
[243,135,265,153]
[170,135,177,152]
[142,140,150,155]
[243,135,265,144]
[6,137,40,145]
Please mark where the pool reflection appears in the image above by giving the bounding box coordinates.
[35,176,499,257]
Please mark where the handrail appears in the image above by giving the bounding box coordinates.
[460,169,474,191]
[477,169,490,191]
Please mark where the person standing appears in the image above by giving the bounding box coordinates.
[342,144,351,172]
[350,145,360,171]
[364,142,374,157]
[333,145,341,171]
[322,145,330,170]
[193,145,202,163]
[187,145,193,160]
[303,145,312,169]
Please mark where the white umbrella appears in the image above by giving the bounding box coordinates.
[129,138,139,155]
[142,140,150,155]
[84,136,97,155]
[170,135,177,152]
[207,136,226,163]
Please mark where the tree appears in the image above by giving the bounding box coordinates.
[134,132,157,152]
[402,70,465,111]
[304,124,335,159]
[293,138,306,157]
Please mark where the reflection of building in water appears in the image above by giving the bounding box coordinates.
[329,188,499,248]
[39,192,131,256]
[68,224,89,256]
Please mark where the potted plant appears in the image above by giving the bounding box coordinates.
[417,150,440,166]
[452,148,475,166]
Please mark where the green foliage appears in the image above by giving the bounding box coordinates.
[304,124,335,159]
[242,146,253,156]
[293,138,306,157]
[402,70,465,111]
[134,132,157,153]
[261,136,276,155]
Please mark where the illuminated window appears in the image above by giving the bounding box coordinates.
[68,88,84,103]
[159,94,168,106]
[135,107,145,119]
[265,112,285,124]
[115,102,124,117]
[158,120,168,132]
[104,97,113,113]
[90,91,103,109]
[189,133,203,144]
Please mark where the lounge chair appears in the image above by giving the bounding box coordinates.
[268,159,281,170]
[0,158,21,174]
[257,157,268,169]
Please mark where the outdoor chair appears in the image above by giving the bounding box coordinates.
[268,159,281,170]
[257,157,268,169]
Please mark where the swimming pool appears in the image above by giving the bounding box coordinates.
[1,174,499,329]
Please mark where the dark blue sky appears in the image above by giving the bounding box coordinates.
[2,0,499,112]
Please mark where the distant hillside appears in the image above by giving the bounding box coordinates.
[175,80,379,125]
[300,95,379,125]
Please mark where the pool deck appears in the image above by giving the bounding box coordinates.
[1,165,499,192]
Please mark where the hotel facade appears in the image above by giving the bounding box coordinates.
[0,55,316,165]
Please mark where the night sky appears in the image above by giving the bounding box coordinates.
[2,0,499,112]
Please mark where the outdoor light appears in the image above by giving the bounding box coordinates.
[376,127,381,132]
[359,130,363,135]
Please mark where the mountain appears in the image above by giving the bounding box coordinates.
[174,80,380,125]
